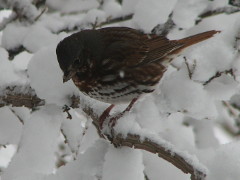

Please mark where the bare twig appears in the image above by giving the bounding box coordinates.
[203,69,234,86]
[34,6,48,21]
[9,108,24,124]
[184,57,197,79]
[63,105,72,119]
[225,101,240,134]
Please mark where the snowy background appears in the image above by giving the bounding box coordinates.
[1,0,240,180]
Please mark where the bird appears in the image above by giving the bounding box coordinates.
[56,27,219,128]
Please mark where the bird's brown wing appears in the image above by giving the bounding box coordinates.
[100,27,149,68]
[142,34,183,65]
[99,27,183,69]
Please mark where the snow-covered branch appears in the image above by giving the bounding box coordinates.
[0,84,44,108]
[0,84,207,180]
[197,6,240,24]
[0,0,41,23]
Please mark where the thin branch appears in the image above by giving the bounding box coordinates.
[62,105,72,119]
[184,57,197,79]
[197,6,240,24]
[34,6,48,21]
[225,100,240,133]
[203,69,234,86]
[0,84,44,108]
[113,134,206,180]
[9,108,24,124]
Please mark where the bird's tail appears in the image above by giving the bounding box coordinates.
[170,30,220,54]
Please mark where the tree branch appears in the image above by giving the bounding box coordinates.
[229,0,240,7]
[203,69,234,86]
[0,84,44,108]
[0,84,207,180]
[197,6,240,24]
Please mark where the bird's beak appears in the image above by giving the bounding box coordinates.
[63,72,72,83]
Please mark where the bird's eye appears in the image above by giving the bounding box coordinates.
[73,58,83,67]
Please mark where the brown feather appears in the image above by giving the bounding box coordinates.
[170,30,220,55]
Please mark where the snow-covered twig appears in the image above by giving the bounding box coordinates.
[2,0,40,23]
[0,0,46,32]
[59,14,133,33]
[151,12,175,36]
[184,57,196,79]
[197,6,240,24]
[0,84,44,108]
[110,134,206,180]
[203,69,235,85]
[229,0,240,7]
[0,84,207,180]
[8,46,26,60]
[0,12,17,31]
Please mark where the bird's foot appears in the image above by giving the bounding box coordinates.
[99,104,115,129]
[108,98,138,128]
[98,98,138,136]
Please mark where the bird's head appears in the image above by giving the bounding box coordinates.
[56,33,89,83]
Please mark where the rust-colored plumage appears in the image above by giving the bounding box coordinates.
[56,27,219,104]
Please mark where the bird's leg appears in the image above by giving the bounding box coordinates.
[99,104,115,129]
[108,97,138,128]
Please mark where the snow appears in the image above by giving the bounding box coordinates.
[135,96,164,132]
[61,108,87,155]
[204,74,239,101]
[188,35,235,82]
[143,151,190,180]
[27,44,79,105]
[12,0,39,18]
[0,47,21,85]
[82,9,107,26]
[0,145,16,168]
[185,118,219,149]
[133,0,178,32]
[0,10,12,22]
[199,142,240,180]
[172,0,209,28]
[159,66,217,119]
[121,0,140,15]
[1,23,28,50]
[12,51,32,71]
[102,146,144,180]
[45,140,108,180]
[0,107,22,145]
[23,25,58,53]
[102,1,122,18]
[2,105,63,180]
[46,0,100,14]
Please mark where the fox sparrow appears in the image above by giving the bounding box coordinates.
[56,27,219,128]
